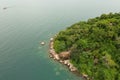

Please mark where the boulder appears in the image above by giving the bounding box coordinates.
[59,51,70,60]
[50,38,54,41]
[41,42,45,45]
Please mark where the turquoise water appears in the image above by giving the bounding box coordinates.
[0,0,120,80]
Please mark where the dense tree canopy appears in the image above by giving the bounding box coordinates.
[53,13,120,80]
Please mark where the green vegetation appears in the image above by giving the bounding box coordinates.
[53,13,120,80]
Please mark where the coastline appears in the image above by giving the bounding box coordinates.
[48,37,89,80]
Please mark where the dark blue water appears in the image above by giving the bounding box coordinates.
[0,0,120,80]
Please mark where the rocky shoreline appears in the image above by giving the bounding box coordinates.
[49,38,90,80]
[49,38,77,71]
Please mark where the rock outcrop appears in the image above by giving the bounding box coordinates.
[49,37,77,72]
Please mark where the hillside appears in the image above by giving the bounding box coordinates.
[53,13,120,80]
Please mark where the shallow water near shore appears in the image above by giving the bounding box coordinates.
[0,0,120,80]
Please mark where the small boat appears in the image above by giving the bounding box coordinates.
[41,42,45,45]
[3,7,7,10]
